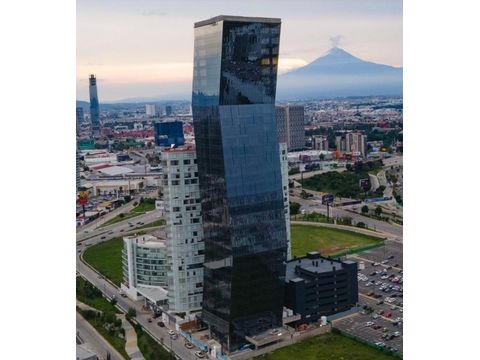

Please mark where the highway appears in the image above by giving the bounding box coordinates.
[290,194,403,240]
[76,216,200,360]
[77,311,126,360]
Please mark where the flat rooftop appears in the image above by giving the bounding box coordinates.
[194,15,281,28]
[286,253,350,282]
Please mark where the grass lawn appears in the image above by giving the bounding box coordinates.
[78,309,128,359]
[76,276,119,314]
[134,323,176,360]
[100,200,156,228]
[131,201,156,213]
[83,237,124,286]
[256,332,398,360]
[291,224,383,257]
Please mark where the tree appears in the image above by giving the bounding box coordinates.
[375,206,383,216]
[290,202,301,215]
[361,205,369,214]
[127,307,137,318]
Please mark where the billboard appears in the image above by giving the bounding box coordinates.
[359,178,371,192]
[322,194,334,205]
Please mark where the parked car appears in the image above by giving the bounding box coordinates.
[157,321,165,327]
[194,351,206,358]
[101,236,106,239]
[148,318,152,323]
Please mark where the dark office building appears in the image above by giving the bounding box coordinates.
[89,74,101,137]
[192,15,286,352]
[154,121,185,147]
[76,107,84,136]
[165,105,173,116]
[285,252,358,324]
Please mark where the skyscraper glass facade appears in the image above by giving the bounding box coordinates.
[192,16,286,352]
[89,74,100,136]
[154,121,185,147]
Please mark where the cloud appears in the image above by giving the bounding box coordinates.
[329,35,343,48]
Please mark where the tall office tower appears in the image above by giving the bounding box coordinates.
[312,135,329,151]
[76,150,81,189]
[145,104,156,117]
[154,121,185,147]
[76,107,84,136]
[192,15,287,352]
[89,74,101,137]
[165,105,173,116]
[276,105,305,151]
[279,142,292,260]
[161,146,204,313]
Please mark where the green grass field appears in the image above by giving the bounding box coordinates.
[135,323,176,360]
[100,211,143,228]
[76,276,119,313]
[83,237,124,286]
[256,333,397,360]
[291,224,383,257]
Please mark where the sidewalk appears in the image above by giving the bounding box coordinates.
[117,314,145,360]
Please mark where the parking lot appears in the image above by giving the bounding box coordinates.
[333,239,403,355]
[352,240,403,269]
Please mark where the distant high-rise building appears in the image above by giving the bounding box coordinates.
[337,132,367,157]
[145,104,156,117]
[165,105,173,116]
[161,146,204,313]
[76,107,84,136]
[192,15,287,352]
[276,105,305,151]
[76,150,81,189]
[154,121,185,147]
[89,74,101,137]
[312,135,329,151]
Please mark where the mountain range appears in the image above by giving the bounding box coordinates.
[276,47,403,100]
[77,47,402,105]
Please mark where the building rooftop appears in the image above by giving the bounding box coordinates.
[194,15,281,28]
[124,234,165,248]
[285,252,351,281]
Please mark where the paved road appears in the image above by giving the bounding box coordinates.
[76,229,198,360]
[77,209,163,242]
[77,311,126,360]
[291,195,402,240]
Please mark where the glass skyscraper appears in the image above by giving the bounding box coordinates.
[192,15,286,352]
[89,74,100,137]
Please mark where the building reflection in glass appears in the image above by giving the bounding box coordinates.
[192,15,286,352]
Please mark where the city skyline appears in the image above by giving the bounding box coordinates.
[77,0,402,101]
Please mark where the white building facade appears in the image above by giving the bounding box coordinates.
[161,146,204,313]
[121,234,168,304]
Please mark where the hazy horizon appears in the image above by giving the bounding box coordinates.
[77,0,402,102]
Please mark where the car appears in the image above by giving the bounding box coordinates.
[370,271,377,276]
[373,325,382,330]
[129,224,134,227]
[108,231,114,234]
[381,260,389,264]
[378,310,385,315]
[185,342,194,349]
[120,229,124,232]
[168,330,176,336]
[376,300,384,305]
[137,221,142,224]
[385,312,393,318]
[364,321,374,327]
[388,255,395,259]
[394,264,400,267]
[101,236,106,239]
[375,342,386,348]
[194,351,206,358]
[386,266,393,270]
[270,329,279,334]
[148,318,152,323]
[372,314,378,319]
[393,331,401,337]
[373,262,381,266]
[157,321,165,327]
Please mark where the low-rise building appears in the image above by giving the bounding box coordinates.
[285,251,358,324]
[121,234,169,307]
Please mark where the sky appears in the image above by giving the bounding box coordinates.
[77,0,402,102]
